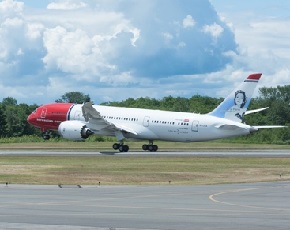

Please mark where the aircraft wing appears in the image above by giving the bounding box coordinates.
[81,102,138,135]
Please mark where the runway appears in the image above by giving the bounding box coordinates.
[0,149,290,157]
[0,149,290,229]
[1,181,290,229]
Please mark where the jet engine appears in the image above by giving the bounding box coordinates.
[58,120,94,141]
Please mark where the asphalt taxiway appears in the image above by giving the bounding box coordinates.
[1,181,290,229]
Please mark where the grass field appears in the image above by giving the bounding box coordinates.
[0,142,289,185]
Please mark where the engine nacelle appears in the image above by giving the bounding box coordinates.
[58,120,93,141]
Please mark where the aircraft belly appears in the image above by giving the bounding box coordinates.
[212,127,250,139]
[147,126,195,142]
[148,126,249,142]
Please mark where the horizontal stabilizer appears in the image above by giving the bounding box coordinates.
[245,107,269,115]
[252,125,287,129]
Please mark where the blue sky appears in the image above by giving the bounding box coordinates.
[0,0,289,105]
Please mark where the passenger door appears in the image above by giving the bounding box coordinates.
[143,116,150,127]
[191,120,199,132]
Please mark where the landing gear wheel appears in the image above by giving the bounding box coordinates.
[124,145,129,152]
[142,143,158,152]
[142,144,148,151]
[42,132,50,140]
[113,143,129,152]
[148,145,158,152]
[112,143,120,150]
[119,145,129,152]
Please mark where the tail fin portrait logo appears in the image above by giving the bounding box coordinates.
[209,73,262,123]
[231,90,247,121]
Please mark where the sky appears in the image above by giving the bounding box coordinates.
[0,0,289,105]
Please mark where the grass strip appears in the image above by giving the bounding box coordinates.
[0,155,290,185]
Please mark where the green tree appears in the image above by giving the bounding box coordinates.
[259,85,290,103]
[189,95,222,113]
[20,103,40,136]
[160,96,176,111]
[56,92,90,104]
[257,85,290,125]
[0,105,8,137]
[5,105,27,137]
[0,97,39,137]
[2,97,17,106]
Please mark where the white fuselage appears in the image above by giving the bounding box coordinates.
[68,104,251,142]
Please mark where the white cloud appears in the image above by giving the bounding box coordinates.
[0,48,7,59]
[178,42,186,48]
[2,17,23,27]
[47,0,87,10]
[16,48,23,56]
[203,22,224,38]
[42,26,101,75]
[0,0,23,18]
[110,22,141,47]
[206,0,290,100]
[130,27,140,46]
[162,32,173,43]
[6,0,289,106]
[100,72,138,86]
[238,19,290,59]
[26,23,45,40]
[257,68,290,91]
[183,15,195,28]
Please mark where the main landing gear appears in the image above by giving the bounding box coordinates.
[112,132,158,153]
[112,143,129,152]
[142,144,158,152]
[142,140,158,152]
[112,141,159,152]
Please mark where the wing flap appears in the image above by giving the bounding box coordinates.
[114,124,138,135]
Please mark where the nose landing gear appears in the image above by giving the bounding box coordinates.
[42,131,51,140]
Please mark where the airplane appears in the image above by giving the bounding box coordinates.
[27,73,285,152]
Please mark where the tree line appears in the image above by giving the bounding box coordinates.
[0,86,289,144]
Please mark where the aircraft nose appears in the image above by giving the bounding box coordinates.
[27,113,36,125]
